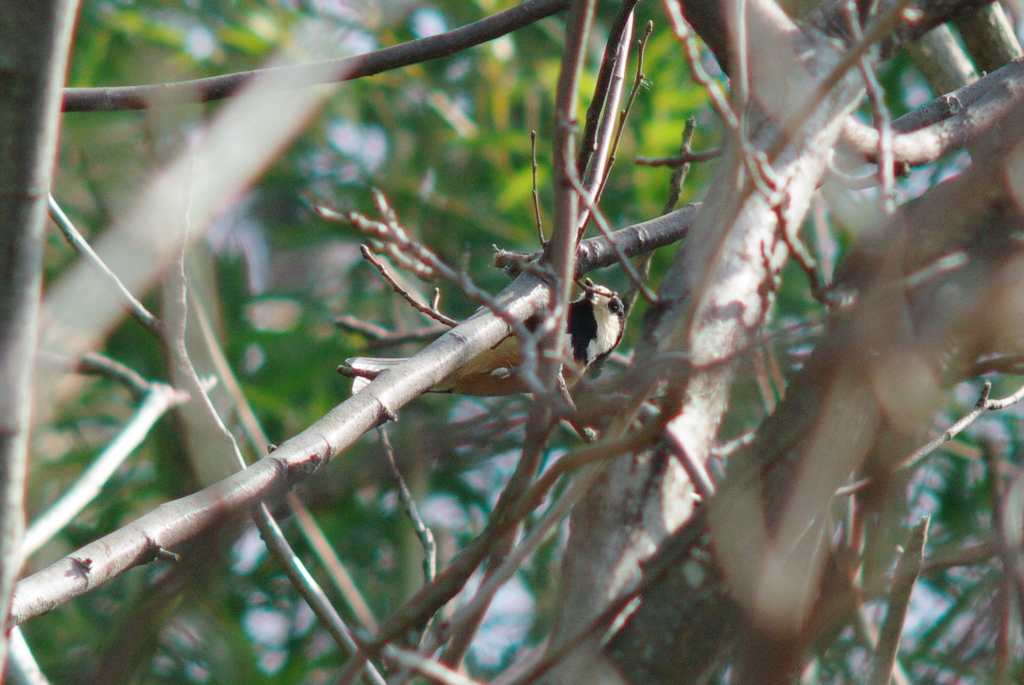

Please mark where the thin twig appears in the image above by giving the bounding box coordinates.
[332,415,557,685]
[168,252,379,679]
[384,645,485,685]
[663,6,777,198]
[576,0,640,176]
[361,247,457,327]
[624,118,698,316]
[565,167,657,303]
[36,350,153,397]
[663,433,715,502]
[545,0,597,412]
[21,383,191,557]
[496,203,697,279]
[8,627,51,685]
[426,465,604,669]
[335,316,448,347]
[78,352,153,396]
[663,118,697,215]
[778,212,827,302]
[436,402,570,670]
[62,0,571,112]
[899,380,1024,472]
[252,504,388,685]
[837,380,1024,499]
[517,420,665,517]
[578,9,635,224]
[188,292,381,634]
[848,0,896,215]
[48,195,164,335]
[635,148,721,167]
[591,20,655,212]
[288,495,380,633]
[867,517,929,685]
[319,194,558,406]
[503,506,710,685]
[531,131,545,245]
[378,427,437,588]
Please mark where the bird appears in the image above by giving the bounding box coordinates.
[341,284,625,396]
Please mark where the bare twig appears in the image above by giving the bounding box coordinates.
[867,517,929,685]
[664,432,715,502]
[778,213,827,301]
[36,350,153,397]
[335,316,448,347]
[546,0,597,401]
[48,195,164,335]
[565,167,657,303]
[591,20,655,211]
[578,9,635,226]
[516,420,665,517]
[78,352,153,396]
[288,496,380,633]
[319,194,558,405]
[531,130,545,245]
[837,380,1024,499]
[8,627,51,685]
[384,645,486,685]
[252,504,388,685]
[848,0,896,214]
[431,463,604,667]
[663,6,777,198]
[378,427,437,588]
[503,506,710,685]
[438,399,565,669]
[22,383,191,557]
[663,118,697,216]
[900,380,1024,472]
[62,0,571,112]
[360,247,457,327]
[332,415,558,685]
[169,253,375,676]
[188,292,381,634]
[635,148,721,167]
[576,0,640,177]
[496,203,697,278]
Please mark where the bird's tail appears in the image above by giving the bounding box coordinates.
[339,357,408,394]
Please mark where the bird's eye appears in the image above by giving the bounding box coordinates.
[608,298,622,314]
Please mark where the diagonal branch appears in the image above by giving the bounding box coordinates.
[10,201,690,626]
[62,0,569,112]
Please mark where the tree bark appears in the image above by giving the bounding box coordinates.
[0,0,81,675]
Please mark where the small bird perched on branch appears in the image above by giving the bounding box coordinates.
[341,283,625,396]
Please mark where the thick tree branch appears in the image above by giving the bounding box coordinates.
[11,207,689,626]
[613,91,1024,685]
[0,0,81,675]
[841,57,1024,165]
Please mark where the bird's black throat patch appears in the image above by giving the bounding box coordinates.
[568,299,597,364]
